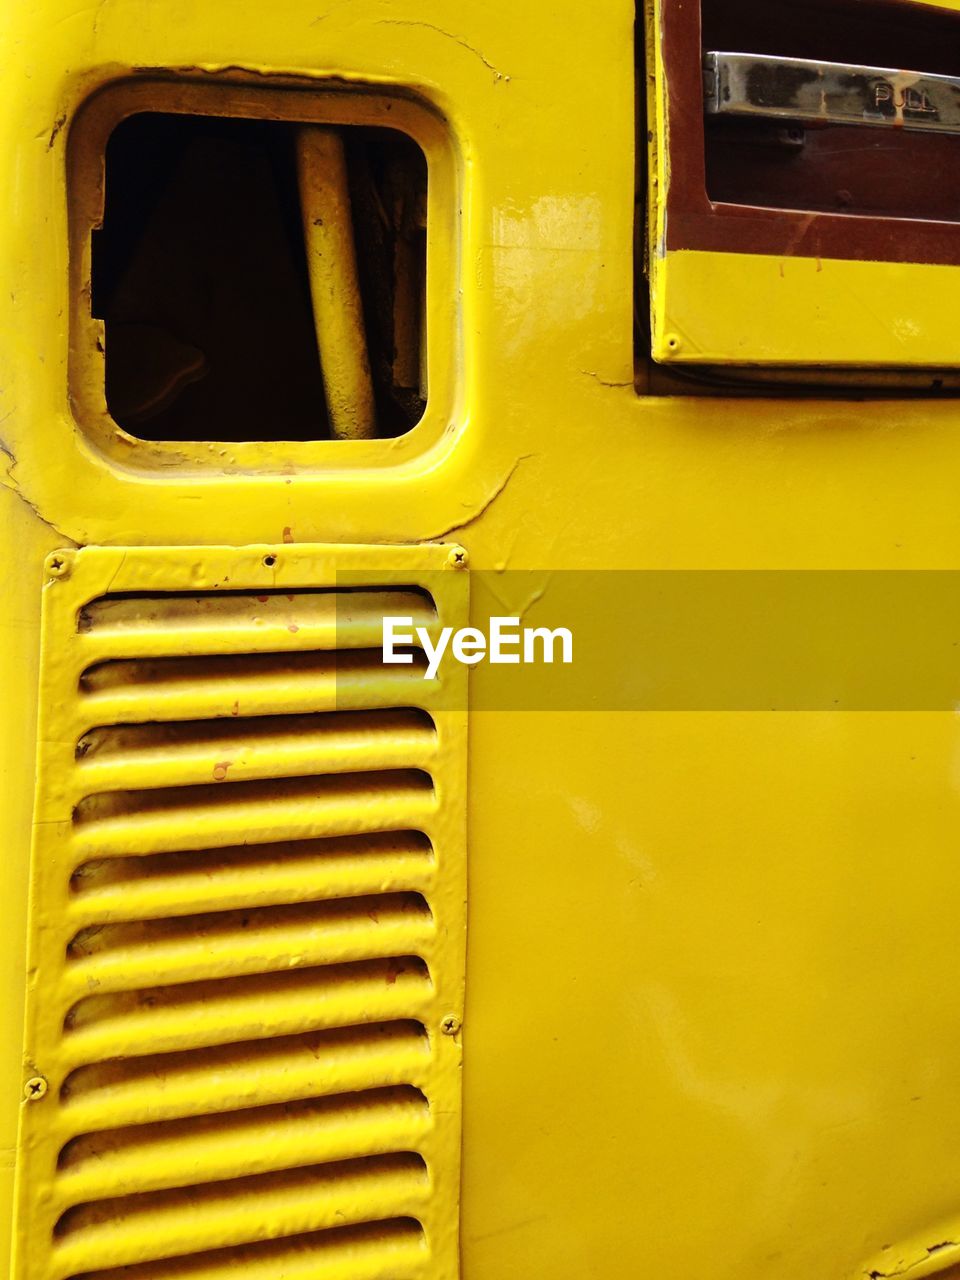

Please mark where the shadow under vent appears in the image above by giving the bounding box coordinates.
[15,544,468,1280]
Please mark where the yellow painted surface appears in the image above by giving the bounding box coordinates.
[17,544,467,1280]
[1,2,960,1279]
[296,127,377,439]
[652,249,960,367]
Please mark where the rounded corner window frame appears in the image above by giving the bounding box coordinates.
[66,73,461,476]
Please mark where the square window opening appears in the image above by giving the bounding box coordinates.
[91,111,428,442]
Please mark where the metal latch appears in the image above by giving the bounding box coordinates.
[704,51,960,136]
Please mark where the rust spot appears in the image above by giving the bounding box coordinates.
[256,595,269,603]
[230,700,240,717]
[282,526,294,543]
[385,960,404,985]
[48,115,67,149]
[288,623,299,633]
[212,761,232,781]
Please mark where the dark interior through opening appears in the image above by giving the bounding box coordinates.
[92,112,427,442]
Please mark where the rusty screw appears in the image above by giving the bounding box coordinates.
[24,1076,47,1102]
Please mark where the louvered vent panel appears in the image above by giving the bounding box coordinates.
[15,545,468,1280]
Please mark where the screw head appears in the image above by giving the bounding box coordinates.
[24,1076,47,1102]
[447,546,468,570]
[441,1014,462,1036]
[45,551,72,580]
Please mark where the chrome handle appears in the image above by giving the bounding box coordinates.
[704,51,960,136]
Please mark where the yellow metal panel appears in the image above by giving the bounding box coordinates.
[2,1,960,1279]
[651,249,960,367]
[15,543,468,1280]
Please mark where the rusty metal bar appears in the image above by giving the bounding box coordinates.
[704,52,960,136]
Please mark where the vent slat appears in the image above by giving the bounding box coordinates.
[62,959,433,1067]
[68,833,434,925]
[78,589,436,657]
[55,1088,430,1205]
[74,710,436,793]
[72,772,437,858]
[51,1218,428,1280]
[60,1024,430,1132]
[77,650,436,726]
[64,895,434,997]
[52,1155,429,1278]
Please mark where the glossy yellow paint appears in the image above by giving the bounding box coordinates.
[296,127,378,439]
[2,2,960,1279]
[63,80,448,467]
[652,249,960,367]
[17,543,467,1280]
